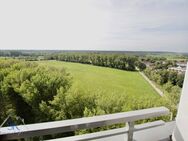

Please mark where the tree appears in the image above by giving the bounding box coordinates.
[168,71,178,85]
[136,61,146,71]
[177,74,184,88]
[163,82,173,93]
[0,60,71,123]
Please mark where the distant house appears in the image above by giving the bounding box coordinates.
[37,56,45,61]
[143,61,153,67]
[168,62,187,73]
[177,62,187,68]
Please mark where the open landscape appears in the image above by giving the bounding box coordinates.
[0,51,186,126]
[0,1,188,140]
[0,51,186,125]
[0,51,187,140]
[0,53,187,140]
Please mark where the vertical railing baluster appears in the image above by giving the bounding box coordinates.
[127,122,134,141]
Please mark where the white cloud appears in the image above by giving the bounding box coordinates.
[0,0,187,52]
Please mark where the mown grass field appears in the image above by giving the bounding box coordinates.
[38,61,159,99]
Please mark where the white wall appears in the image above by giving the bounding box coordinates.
[173,63,188,141]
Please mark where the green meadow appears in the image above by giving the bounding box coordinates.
[38,61,159,99]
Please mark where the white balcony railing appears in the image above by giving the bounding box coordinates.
[0,107,169,141]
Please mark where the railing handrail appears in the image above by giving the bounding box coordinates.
[0,106,169,140]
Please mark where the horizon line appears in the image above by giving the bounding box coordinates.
[0,49,188,54]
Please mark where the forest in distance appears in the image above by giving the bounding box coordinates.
[0,50,187,139]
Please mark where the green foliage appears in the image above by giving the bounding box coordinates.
[0,59,71,123]
[144,67,184,88]
[144,64,184,119]
[135,61,146,71]
[177,74,184,87]
[162,85,181,119]
[41,89,97,120]
[0,58,182,138]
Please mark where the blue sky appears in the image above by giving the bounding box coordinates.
[0,0,188,52]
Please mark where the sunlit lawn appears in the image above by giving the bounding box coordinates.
[38,61,159,99]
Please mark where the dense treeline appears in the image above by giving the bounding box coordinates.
[0,51,147,71]
[0,59,71,124]
[45,53,146,71]
[144,68,184,88]
[0,51,27,57]
[140,56,167,63]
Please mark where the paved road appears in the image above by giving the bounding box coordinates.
[139,72,164,97]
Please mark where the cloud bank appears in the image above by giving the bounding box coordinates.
[0,0,187,52]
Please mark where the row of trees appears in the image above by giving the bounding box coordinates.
[152,60,177,70]
[0,51,27,57]
[45,53,146,71]
[140,56,167,63]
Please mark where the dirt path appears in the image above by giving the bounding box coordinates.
[139,72,164,97]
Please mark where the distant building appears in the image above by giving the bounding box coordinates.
[168,62,187,73]
[143,61,153,67]
[177,62,187,68]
